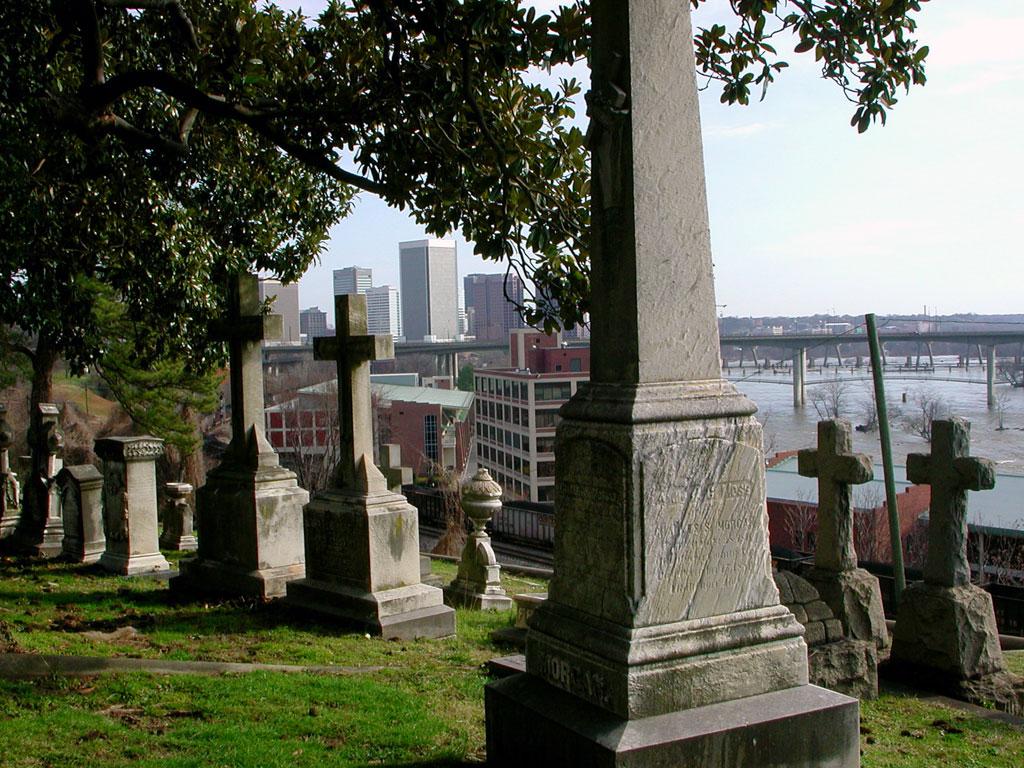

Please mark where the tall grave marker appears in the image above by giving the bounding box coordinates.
[0,405,21,539]
[172,273,307,599]
[485,1,859,764]
[57,464,105,564]
[799,419,889,655]
[95,436,169,575]
[9,404,64,556]
[892,418,1005,682]
[286,294,455,639]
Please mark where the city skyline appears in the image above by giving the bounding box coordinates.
[283,0,1023,323]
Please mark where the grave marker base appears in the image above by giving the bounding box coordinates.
[99,550,170,576]
[171,465,307,600]
[892,581,1004,681]
[285,488,455,640]
[173,560,304,601]
[486,674,859,768]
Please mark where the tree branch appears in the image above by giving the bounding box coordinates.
[90,70,385,194]
[74,0,105,87]
[98,0,199,52]
[97,113,188,155]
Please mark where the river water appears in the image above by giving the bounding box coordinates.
[728,356,1024,475]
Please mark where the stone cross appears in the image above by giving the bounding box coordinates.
[379,443,413,494]
[907,417,995,588]
[798,419,873,571]
[315,294,393,493]
[213,272,282,468]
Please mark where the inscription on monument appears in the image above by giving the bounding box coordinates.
[552,437,634,623]
[639,437,775,622]
[539,651,612,710]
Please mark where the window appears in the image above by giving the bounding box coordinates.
[537,461,556,478]
[536,382,572,401]
[535,409,560,429]
[536,436,556,454]
[570,358,582,372]
[424,414,438,462]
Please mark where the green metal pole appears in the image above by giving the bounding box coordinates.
[866,313,907,604]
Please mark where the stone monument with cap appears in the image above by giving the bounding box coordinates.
[160,482,197,552]
[57,464,105,564]
[286,293,455,639]
[9,403,65,556]
[0,404,21,540]
[95,435,169,575]
[485,1,859,764]
[173,272,308,599]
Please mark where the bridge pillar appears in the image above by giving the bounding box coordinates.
[792,348,805,408]
[451,352,459,381]
[987,345,996,408]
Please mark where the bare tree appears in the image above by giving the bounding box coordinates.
[428,460,466,557]
[808,378,849,420]
[783,495,817,555]
[856,391,902,434]
[759,409,778,462]
[902,387,948,442]
[993,389,1012,431]
[278,389,341,494]
[997,360,1023,389]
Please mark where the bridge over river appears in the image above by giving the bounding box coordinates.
[264,329,1024,408]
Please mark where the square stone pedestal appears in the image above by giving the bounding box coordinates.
[486,674,859,767]
[285,488,455,640]
[172,465,307,600]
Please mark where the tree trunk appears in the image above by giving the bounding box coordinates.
[180,406,206,489]
[11,332,58,552]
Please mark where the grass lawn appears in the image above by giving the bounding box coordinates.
[1,556,1022,766]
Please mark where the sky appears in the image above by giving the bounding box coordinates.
[271,1,1024,323]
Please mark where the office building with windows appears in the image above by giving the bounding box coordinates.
[464,273,525,341]
[333,266,372,297]
[366,285,402,338]
[473,329,590,502]
[299,306,329,339]
[399,239,458,341]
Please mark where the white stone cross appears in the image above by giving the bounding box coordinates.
[212,272,282,467]
[315,294,394,493]
[908,417,995,588]
[798,419,873,571]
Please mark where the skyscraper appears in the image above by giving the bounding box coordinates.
[299,306,329,339]
[463,273,525,341]
[333,266,372,297]
[366,285,402,338]
[258,278,301,343]
[399,239,458,341]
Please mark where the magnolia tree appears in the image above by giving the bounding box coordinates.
[1,0,931,535]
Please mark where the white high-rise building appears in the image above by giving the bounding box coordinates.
[366,285,402,338]
[333,266,372,297]
[399,239,458,341]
